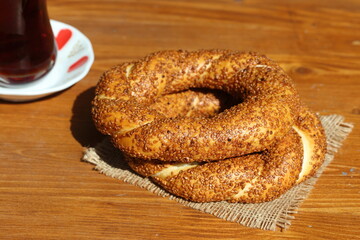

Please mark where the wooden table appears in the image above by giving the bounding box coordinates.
[1,0,359,239]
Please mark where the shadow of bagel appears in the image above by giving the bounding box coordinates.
[70,87,104,147]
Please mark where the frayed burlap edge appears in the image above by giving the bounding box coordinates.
[82,115,353,231]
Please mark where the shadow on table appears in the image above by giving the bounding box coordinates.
[70,87,104,147]
[74,88,137,174]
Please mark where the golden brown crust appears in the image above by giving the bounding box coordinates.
[93,50,301,162]
[152,129,303,203]
[294,106,327,183]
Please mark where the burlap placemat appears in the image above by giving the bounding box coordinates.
[82,114,353,231]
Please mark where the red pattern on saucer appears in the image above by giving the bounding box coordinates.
[56,29,72,50]
[56,29,89,72]
[68,56,89,72]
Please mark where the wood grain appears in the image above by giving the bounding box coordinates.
[0,0,359,239]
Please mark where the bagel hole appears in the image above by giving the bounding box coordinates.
[188,88,238,113]
[149,88,239,119]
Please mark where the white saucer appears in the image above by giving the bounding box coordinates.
[0,20,94,102]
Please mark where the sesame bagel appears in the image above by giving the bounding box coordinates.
[92,50,302,162]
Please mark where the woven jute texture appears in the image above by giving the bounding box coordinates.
[82,114,353,231]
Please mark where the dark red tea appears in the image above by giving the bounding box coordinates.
[0,0,56,86]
